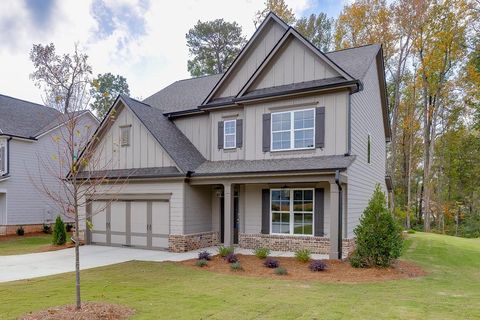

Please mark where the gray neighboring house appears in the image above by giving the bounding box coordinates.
[0,94,98,235]
[77,13,392,259]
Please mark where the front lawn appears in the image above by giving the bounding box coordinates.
[0,233,53,255]
[1,233,479,319]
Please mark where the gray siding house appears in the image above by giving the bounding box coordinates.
[77,13,391,259]
[0,94,98,235]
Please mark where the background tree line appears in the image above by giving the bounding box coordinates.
[186,0,480,237]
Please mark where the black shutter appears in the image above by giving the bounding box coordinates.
[236,119,243,148]
[314,188,325,236]
[315,107,325,148]
[217,121,224,149]
[262,113,271,152]
[261,189,270,234]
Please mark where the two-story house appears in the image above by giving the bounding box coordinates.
[77,13,391,259]
[0,94,98,235]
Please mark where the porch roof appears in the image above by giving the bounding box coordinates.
[191,155,355,177]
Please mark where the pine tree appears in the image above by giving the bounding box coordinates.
[52,216,67,246]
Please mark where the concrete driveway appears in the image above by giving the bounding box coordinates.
[0,245,216,283]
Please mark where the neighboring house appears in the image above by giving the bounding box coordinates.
[77,13,391,259]
[0,94,99,235]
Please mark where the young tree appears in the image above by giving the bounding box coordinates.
[90,73,130,119]
[295,13,335,52]
[254,0,296,27]
[30,43,124,310]
[186,19,246,76]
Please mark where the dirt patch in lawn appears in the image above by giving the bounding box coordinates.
[21,302,134,320]
[179,254,427,283]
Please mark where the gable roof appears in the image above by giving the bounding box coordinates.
[108,95,205,173]
[325,44,381,80]
[0,93,61,139]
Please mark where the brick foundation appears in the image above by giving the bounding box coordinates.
[0,224,47,236]
[169,231,220,252]
[239,233,356,257]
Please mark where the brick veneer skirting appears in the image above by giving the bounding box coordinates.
[169,231,220,252]
[0,224,46,236]
[239,233,356,256]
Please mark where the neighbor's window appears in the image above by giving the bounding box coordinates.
[271,109,315,151]
[271,189,314,236]
[120,125,131,147]
[223,119,236,149]
[0,141,6,174]
[367,134,371,164]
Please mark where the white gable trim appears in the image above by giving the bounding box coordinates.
[237,28,355,98]
[201,12,288,105]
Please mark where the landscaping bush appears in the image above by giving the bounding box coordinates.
[218,245,234,257]
[407,229,416,234]
[309,260,327,272]
[263,258,279,268]
[254,247,270,259]
[52,216,67,245]
[198,251,211,261]
[16,226,25,236]
[274,267,288,275]
[195,259,208,267]
[42,224,52,234]
[230,261,243,271]
[65,223,74,233]
[294,249,311,262]
[225,253,238,263]
[350,185,403,268]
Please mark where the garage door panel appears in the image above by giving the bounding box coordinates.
[111,234,127,245]
[131,201,147,234]
[131,235,147,246]
[110,201,126,233]
[91,233,106,243]
[152,236,169,248]
[152,201,169,235]
[91,201,107,232]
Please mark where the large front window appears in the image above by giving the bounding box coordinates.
[271,109,315,151]
[271,189,314,235]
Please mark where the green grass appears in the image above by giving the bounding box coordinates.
[1,232,479,319]
[0,234,52,255]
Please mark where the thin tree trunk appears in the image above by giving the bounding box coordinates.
[75,204,81,310]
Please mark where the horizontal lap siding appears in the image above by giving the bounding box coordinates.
[347,60,387,238]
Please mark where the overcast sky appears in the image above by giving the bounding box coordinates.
[0,0,345,105]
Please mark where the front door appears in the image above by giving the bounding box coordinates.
[220,187,240,245]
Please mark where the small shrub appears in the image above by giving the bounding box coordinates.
[52,216,67,245]
[16,226,25,236]
[274,267,288,275]
[218,245,234,257]
[198,251,211,261]
[263,258,279,268]
[350,185,403,268]
[42,224,51,234]
[407,229,416,234]
[295,249,311,263]
[254,247,270,259]
[230,261,243,271]
[65,223,74,232]
[225,253,238,263]
[195,259,208,267]
[309,260,327,272]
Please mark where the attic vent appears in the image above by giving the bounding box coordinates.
[120,125,131,147]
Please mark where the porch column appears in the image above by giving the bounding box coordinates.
[329,182,340,259]
[223,183,234,246]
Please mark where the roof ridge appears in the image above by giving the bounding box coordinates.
[0,93,58,111]
[176,73,223,82]
[325,43,381,54]
[121,94,153,108]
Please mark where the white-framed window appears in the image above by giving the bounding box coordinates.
[120,125,131,147]
[0,140,6,175]
[271,108,315,151]
[270,188,314,236]
[223,119,236,149]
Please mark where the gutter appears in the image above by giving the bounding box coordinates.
[335,170,343,260]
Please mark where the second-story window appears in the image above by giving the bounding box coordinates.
[120,125,131,147]
[223,119,236,149]
[271,108,315,151]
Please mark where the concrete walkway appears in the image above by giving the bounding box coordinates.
[0,245,328,283]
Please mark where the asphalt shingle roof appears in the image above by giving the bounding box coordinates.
[76,166,182,179]
[120,95,206,173]
[192,155,356,176]
[0,94,61,138]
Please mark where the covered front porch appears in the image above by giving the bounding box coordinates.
[189,171,351,259]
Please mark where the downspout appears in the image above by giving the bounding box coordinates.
[345,93,352,156]
[335,170,343,260]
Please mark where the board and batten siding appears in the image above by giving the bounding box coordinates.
[250,37,339,90]
[215,20,286,99]
[347,59,387,238]
[184,184,212,234]
[173,114,210,159]
[94,103,176,170]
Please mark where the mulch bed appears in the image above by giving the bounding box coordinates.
[179,254,427,283]
[21,302,135,320]
[37,242,80,253]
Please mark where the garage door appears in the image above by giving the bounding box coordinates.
[90,200,169,249]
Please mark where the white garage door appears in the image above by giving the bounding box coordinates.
[90,199,169,249]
